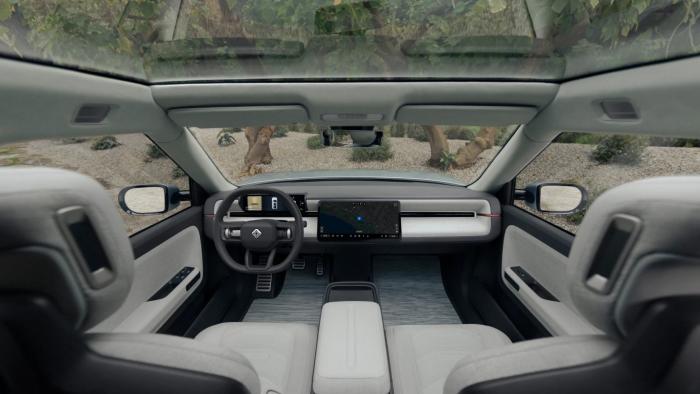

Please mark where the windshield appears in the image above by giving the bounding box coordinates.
[191,124,517,185]
[1,1,698,82]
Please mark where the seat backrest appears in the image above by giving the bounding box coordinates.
[448,176,700,394]
[568,176,700,337]
[0,167,134,330]
[0,167,257,394]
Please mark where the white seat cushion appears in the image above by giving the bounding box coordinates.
[386,324,511,394]
[87,332,260,394]
[196,322,317,394]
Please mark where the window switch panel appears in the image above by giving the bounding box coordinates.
[148,266,195,301]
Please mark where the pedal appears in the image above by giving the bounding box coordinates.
[255,273,273,292]
[291,259,306,270]
[316,261,325,277]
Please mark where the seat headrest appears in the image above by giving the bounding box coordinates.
[568,176,700,337]
[0,167,134,330]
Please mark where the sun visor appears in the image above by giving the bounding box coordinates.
[168,105,309,128]
[395,105,538,126]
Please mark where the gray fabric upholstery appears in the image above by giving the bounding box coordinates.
[385,325,512,394]
[443,335,617,394]
[196,322,317,394]
[0,167,134,329]
[87,332,260,394]
[568,176,700,336]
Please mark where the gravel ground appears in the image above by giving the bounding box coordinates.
[192,129,500,184]
[0,135,189,234]
[516,143,700,233]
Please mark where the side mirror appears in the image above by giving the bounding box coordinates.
[516,182,587,214]
[118,184,188,215]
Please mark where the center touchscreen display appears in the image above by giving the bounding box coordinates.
[318,201,401,240]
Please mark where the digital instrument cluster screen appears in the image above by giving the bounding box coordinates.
[318,201,401,240]
[239,194,307,214]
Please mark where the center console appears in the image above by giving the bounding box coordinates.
[313,300,391,394]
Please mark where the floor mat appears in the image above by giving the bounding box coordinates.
[243,268,328,324]
[374,256,461,326]
[243,256,461,326]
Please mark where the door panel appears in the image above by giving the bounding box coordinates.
[499,206,598,336]
[501,225,599,336]
[90,217,204,333]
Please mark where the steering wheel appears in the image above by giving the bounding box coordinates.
[213,187,304,274]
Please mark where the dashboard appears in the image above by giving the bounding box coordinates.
[204,180,500,248]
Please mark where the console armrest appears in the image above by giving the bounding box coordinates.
[313,301,390,394]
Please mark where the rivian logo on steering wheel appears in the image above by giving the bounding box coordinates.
[252,228,262,239]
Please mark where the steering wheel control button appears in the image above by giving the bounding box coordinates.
[223,228,241,239]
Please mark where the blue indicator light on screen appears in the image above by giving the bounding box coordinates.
[356,216,363,221]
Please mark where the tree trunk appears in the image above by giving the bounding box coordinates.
[241,126,274,175]
[422,125,450,167]
[453,127,499,168]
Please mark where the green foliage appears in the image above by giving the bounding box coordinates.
[3,0,698,85]
[647,137,700,148]
[217,130,237,147]
[146,143,166,159]
[444,127,476,140]
[272,126,288,138]
[220,127,241,133]
[439,150,456,171]
[306,134,324,150]
[566,209,587,225]
[301,124,319,134]
[406,126,429,142]
[171,165,186,179]
[591,135,646,164]
[91,136,120,151]
[555,132,604,145]
[60,137,88,144]
[350,138,393,162]
[386,124,407,138]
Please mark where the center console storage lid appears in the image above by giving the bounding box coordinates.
[313,301,390,394]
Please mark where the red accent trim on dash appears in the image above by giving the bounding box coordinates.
[477,213,501,218]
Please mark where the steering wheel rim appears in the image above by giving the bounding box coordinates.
[213,187,304,274]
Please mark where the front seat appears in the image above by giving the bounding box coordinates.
[0,167,316,394]
[387,176,700,394]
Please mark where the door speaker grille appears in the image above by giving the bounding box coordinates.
[74,104,111,123]
[600,100,638,120]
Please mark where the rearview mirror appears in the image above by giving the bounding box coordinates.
[517,182,587,214]
[118,184,187,215]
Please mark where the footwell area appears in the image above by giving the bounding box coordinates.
[243,268,328,324]
[242,256,461,326]
[374,256,461,326]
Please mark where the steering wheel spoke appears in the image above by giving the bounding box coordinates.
[244,249,277,271]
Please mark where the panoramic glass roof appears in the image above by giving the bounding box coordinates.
[0,1,698,83]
